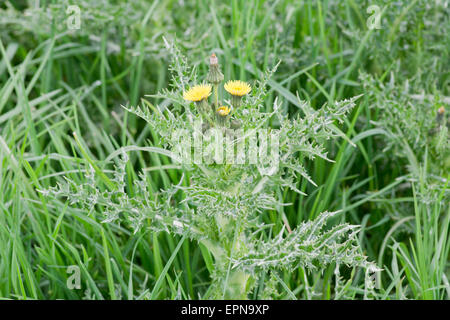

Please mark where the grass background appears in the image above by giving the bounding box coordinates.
[0,0,448,299]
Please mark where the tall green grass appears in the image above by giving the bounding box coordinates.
[0,0,448,299]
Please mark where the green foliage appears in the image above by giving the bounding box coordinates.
[43,42,376,298]
[0,0,448,300]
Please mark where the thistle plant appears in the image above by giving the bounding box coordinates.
[359,72,449,299]
[361,72,449,201]
[42,42,378,299]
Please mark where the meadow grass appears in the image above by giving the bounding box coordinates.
[0,0,448,299]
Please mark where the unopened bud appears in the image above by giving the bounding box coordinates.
[230,119,242,130]
[436,106,445,124]
[210,53,218,65]
[207,53,224,84]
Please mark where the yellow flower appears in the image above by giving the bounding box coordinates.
[183,84,212,102]
[224,80,251,96]
[217,106,231,116]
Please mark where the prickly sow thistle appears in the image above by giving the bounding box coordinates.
[183,84,212,102]
[216,106,231,126]
[43,44,378,299]
[224,80,251,108]
[183,83,212,116]
[183,53,251,128]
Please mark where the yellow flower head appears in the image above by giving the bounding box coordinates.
[217,106,231,116]
[183,84,212,102]
[224,80,251,97]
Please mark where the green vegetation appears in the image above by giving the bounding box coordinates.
[0,0,448,300]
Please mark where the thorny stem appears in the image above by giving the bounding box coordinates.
[198,100,215,127]
[223,221,251,299]
[213,83,219,109]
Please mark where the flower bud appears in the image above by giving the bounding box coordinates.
[436,106,445,125]
[207,53,224,84]
[216,106,231,126]
[230,119,242,130]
